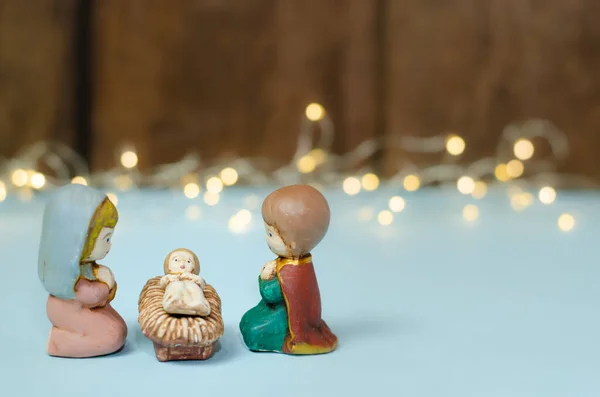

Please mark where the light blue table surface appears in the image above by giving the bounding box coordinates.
[0,185,599,396]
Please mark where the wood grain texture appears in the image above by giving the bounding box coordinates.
[0,0,76,157]
[383,0,600,180]
[91,0,378,171]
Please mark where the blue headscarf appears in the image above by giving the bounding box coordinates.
[38,184,107,299]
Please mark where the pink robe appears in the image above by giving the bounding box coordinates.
[46,279,127,358]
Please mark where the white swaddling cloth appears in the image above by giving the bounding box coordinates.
[160,274,211,316]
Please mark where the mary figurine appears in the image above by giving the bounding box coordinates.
[38,184,127,358]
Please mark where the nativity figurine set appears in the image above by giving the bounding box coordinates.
[37,183,337,362]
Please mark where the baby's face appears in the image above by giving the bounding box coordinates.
[264,222,288,257]
[86,227,114,262]
[167,250,197,274]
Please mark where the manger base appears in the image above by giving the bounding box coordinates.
[153,342,216,362]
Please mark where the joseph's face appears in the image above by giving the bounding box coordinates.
[264,222,288,257]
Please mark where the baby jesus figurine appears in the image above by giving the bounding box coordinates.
[159,248,210,316]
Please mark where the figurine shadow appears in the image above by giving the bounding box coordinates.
[134,323,240,365]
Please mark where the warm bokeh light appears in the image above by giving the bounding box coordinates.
[457,176,475,195]
[30,173,46,189]
[403,174,421,191]
[310,148,327,165]
[377,210,393,226]
[472,181,487,199]
[506,159,524,178]
[462,204,479,222]
[513,139,534,160]
[361,173,380,191]
[71,176,88,186]
[120,150,138,169]
[203,191,220,206]
[236,209,252,225]
[388,196,406,212]
[305,103,325,121]
[510,192,534,211]
[115,175,133,190]
[106,192,118,206]
[228,209,253,234]
[558,213,575,232]
[185,205,201,221]
[219,167,239,186]
[0,181,6,202]
[446,135,465,156]
[184,183,200,199]
[342,177,361,195]
[494,163,510,182]
[206,177,224,194]
[538,186,556,205]
[11,169,28,187]
[297,154,317,173]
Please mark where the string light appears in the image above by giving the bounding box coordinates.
[297,155,316,173]
[309,148,327,165]
[462,204,479,222]
[472,181,487,199]
[185,205,201,220]
[203,191,220,206]
[403,174,420,191]
[236,209,252,224]
[0,181,6,202]
[377,210,393,226]
[445,135,465,156]
[206,177,223,194]
[558,213,575,232]
[494,164,510,182]
[361,173,380,191]
[71,176,88,186]
[513,139,534,160]
[510,192,534,211]
[457,176,475,195]
[228,209,253,234]
[0,114,580,225]
[11,169,28,187]
[388,196,406,212]
[120,150,138,169]
[219,167,239,186]
[506,159,524,178]
[183,183,200,199]
[538,186,556,204]
[342,177,361,195]
[305,103,325,121]
[106,192,118,206]
[30,173,46,189]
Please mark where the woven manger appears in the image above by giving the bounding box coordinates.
[138,276,224,362]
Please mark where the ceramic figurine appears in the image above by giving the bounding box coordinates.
[38,184,127,358]
[138,248,224,362]
[239,184,338,355]
[160,248,210,316]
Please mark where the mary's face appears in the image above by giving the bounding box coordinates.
[87,227,114,261]
[167,250,197,274]
[264,222,288,257]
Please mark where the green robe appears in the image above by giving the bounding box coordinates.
[239,276,288,352]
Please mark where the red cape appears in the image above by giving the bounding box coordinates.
[276,256,337,354]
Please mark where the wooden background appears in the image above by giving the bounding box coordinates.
[1,0,600,180]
